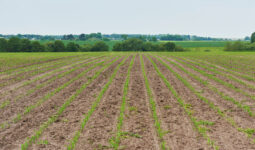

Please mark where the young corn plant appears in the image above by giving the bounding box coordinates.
[140,55,169,150]
[147,55,220,150]
[66,56,129,150]
[153,55,255,144]
[21,56,122,150]
[108,55,135,149]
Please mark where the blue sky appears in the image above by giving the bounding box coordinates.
[0,0,254,38]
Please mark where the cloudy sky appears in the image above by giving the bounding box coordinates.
[0,0,254,38]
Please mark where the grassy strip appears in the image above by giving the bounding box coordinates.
[20,55,121,150]
[108,55,135,149]
[66,56,129,150]
[170,56,255,101]
[140,54,168,150]
[0,57,115,129]
[0,56,104,109]
[147,55,219,150]
[179,56,255,90]
[186,57,255,82]
[152,55,255,144]
[161,56,254,117]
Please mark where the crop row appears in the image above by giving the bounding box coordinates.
[161,56,254,117]
[170,56,255,101]
[108,55,135,149]
[66,56,129,150]
[20,55,123,150]
[184,57,255,82]
[0,56,115,130]
[0,55,90,88]
[153,55,255,145]
[147,55,219,150]
[0,53,86,75]
[176,56,255,91]
[140,55,168,150]
[0,56,104,110]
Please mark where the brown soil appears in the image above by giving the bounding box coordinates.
[0,56,121,149]
[1,54,255,150]
[150,55,255,150]
[144,55,211,150]
[0,55,90,90]
[0,57,105,124]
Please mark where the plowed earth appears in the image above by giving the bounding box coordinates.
[0,53,255,150]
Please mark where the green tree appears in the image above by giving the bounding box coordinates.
[251,32,255,43]
[0,38,8,52]
[79,34,87,41]
[112,42,123,51]
[7,37,21,52]
[91,41,109,51]
[66,42,80,52]
[45,42,55,52]
[80,44,92,52]
[121,34,128,40]
[31,41,45,52]
[53,40,66,52]
[20,39,32,52]
[161,42,176,51]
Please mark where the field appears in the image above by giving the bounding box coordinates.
[0,52,255,150]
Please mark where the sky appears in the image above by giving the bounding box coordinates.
[0,0,254,38]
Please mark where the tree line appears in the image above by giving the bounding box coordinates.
[0,37,185,52]
[113,38,185,52]
[0,33,235,41]
[224,32,255,51]
[0,37,109,52]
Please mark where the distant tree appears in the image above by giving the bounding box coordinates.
[53,40,66,52]
[7,37,21,52]
[20,39,32,52]
[150,36,157,42]
[0,38,8,52]
[66,42,80,52]
[113,38,143,51]
[161,42,176,51]
[91,41,109,51]
[79,34,87,41]
[31,41,45,52]
[138,35,146,41]
[121,34,128,40]
[112,43,123,51]
[80,44,92,52]
[251,32,255,43]
[102,38,110,41]
[244,36,251,41]
[63,34,75,40]
[45,42,55,52]
[88,33,102,39]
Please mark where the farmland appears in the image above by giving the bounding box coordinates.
[0,52,255,150]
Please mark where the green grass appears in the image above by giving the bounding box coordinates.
[171,41,244,48]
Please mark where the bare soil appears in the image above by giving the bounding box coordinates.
[0,54,254,150]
